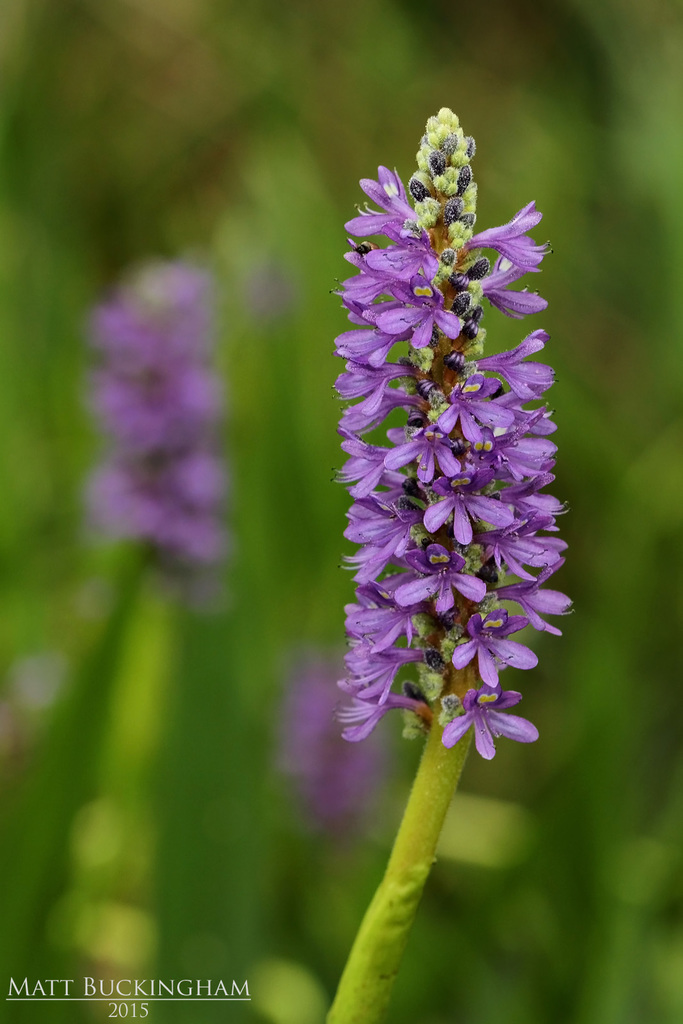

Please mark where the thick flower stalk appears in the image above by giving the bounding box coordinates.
[87,262,227,587]
[328,108,570,1024]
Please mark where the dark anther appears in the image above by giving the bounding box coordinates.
[402,681,428,703]
[407,413,425,428]
[467,257,491,280]
[462,319,479,340]
[428,150,446,177]
[476,560,499,584]
[424,648,445,671]
[443,350,466,372]
[449,437,467,456]
[456,165,472,195]
[459,212,476,228]
[438,610,456,630]
[409,177,431,203]
[430,324,440,346]
[465,136,476,158]
[448,272,470,292]
[451,292,472,317]
[421,536,431,550]
[402,476,421,497]
[470,305,484,323]
[416,379,438,400]
[489,380,504,399]
[443,197,464,227]
[396,496,420,512]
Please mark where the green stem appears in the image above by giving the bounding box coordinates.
[327,714,472,1024]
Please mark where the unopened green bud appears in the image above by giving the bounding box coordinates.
[415,198,441,230]
[462,182,478,212]
[447,221,474,247]
[438,694,463,726]
[402,711,428,740]
[463,329,485,359]
[411,612,436,638]
[433,167,461,197]
[417,664,445,702]
[411,346,434,372]
[440,625,464,661]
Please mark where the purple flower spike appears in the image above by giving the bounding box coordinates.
[452,609,538,687]
[442,686,539,759]
[87,261,226,589]
[334,106,568,758]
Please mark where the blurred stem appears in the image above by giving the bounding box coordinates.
[327,711,472,1024]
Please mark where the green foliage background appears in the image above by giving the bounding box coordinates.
[1,1,682,1022]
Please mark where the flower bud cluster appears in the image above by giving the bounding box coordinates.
[334,108,570,759]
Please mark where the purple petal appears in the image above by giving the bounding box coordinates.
[376,306,422,335]
[452,496,473,545]
[384,440,424,471]
[487,638,538,671]
[472,712,496,759]
[491,689,523,710]
[465,495,514,529]
[423,498,453,533]
[477,646,499,687]
[412,316,434,349]
[453,573,487,602]
[487,710,539,744]
[436,406,459,435]
[532,588,572,615]
[394,575,439,606]
[433,309,462,339]
[442,712,474,749]
[344,212,400,236]
[451,639,477,670]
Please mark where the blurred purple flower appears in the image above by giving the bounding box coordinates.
[86,261,227,583]
[278,655,389,836]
